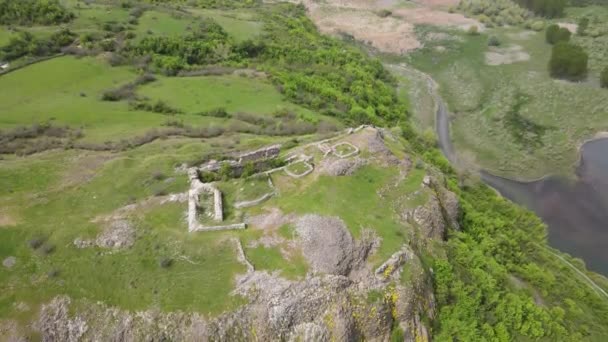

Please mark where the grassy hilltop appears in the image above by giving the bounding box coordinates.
[0,0,608,340]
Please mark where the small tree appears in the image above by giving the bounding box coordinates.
[488,36,501,47]
[546,24,571,44]
[601,67,608,88]
[468,25,479,35]
[549,42,588,80]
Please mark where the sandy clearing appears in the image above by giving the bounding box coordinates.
[485,45,530,66]
[60,152,114,188]
[558,22,578,34]
[279,0,481,54]
[507,30,537,41]
[312,9,420,53]
[415,0,460,8]
[393,7,483,31]
[0,212,17,227]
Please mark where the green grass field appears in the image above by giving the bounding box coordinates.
[270,165,415,265]
[0,56,159,142]
[0,138,280,321]
[136,10,195,40]
[0,56,333,144]
[190,8,262,42]
[138,74,317,118]
[408,23,608,179]
[285,161,311,175]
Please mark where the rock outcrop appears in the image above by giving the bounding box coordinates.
[409,177,461,240]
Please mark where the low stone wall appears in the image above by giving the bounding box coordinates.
[190,223,246,232]
[232,237,254,273]
[332,142,360,158]
[284,161,314,178]
[237,144,281,164]
[187,168,225,232]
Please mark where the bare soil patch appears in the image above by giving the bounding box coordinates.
[60,152,114,188]
[290,0,481,54]
[0,211,17,227]
[312,8,420,54]
[247,207,295,231]
[507,30,536,41]
[558,22,578,34]
[392,7,482,31]
[485,45,530,66]
[2,256,16,268]
[415,0,460,8]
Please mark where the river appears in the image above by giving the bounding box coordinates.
[433,79,608,276]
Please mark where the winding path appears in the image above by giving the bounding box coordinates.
[539,244,608,300]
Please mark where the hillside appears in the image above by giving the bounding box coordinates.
[1,0,608,341]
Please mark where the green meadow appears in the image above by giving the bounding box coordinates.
[409,23,608,178]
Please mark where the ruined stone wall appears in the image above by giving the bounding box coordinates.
[187,168,226,232]
[237,144,281,164]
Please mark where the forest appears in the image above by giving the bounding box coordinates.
[0,0,74,25]
[513,0,567,17]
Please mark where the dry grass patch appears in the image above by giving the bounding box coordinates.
[485,45,531,66]
[0,212,17,227]
[312,8,420,53]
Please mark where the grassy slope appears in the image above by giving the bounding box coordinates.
[138,74,316,119]
[409,23,608,178]
[189,8,262,42]
[270,165,427,265]
[0,56,157,142]
[0,135,303,321]
[135,10,195,40]
[0,56,329,143]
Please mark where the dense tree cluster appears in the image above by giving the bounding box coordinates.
[0,29,76,61]
[513,0,566,18]
[601,66,608,88]
[549,42,588,80]
[432,183,608,340]
[458,0,531,27]
[545,24,571,44]
[260,5,406,124]
[0,0,74,25]
[131,20,235,74]
[127,4,406,125]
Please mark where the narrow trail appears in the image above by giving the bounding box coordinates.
[390,64,456,163]
[539,244,608,300]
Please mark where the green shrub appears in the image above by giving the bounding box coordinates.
[601,67,608,88]
[159,258,173,268]
[549,42,588,80]
[377,9,392,17]
[468,25,479,35]
[0,29,76,61]
[513,0,566,18]
[0,0,74,25]
[531,21,545,31]
[488,36,501,46]
[545,24,571,44]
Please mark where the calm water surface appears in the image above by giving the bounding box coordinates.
[481,139,608,276]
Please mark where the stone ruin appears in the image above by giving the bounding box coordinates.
[236,144,281,164]
[187,168,245,232]
[186,144,284,233]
